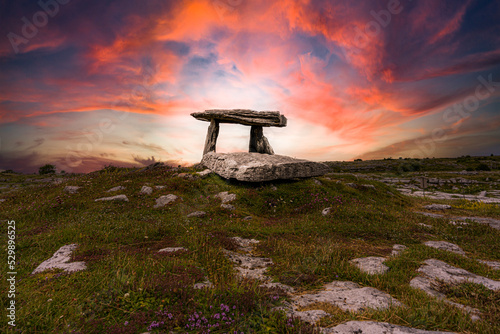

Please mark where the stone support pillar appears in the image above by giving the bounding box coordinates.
[203,119,219,155]
[249,125,274,155]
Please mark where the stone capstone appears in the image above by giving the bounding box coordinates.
[201,152,330,182]
[191,109,287,127]
[32,244,86,274]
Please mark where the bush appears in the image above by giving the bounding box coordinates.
[476,163,491,171]
[39,164,56,175]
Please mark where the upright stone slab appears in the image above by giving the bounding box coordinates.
[203,119,220,155]
[249,126,274,154]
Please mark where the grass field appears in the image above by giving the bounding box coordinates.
[1,159,499,333]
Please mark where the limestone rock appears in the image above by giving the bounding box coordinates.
[194,278,214,289]
[95,195,129,202]
[64,186,80,194]
[201,152,330,182]
[321,321,457,334]
[322,207,331,216]
[416,211,444,219]
[392,244,408,256]
[292,281,402,312]
[478,260,500,270]
[350,257,389,275]
[215,191,236,203]
[230,237,259,251]
[289,309,329,324]
[191,109,287,127]
[221,204,235,210]
[107,186,126,192]
[139,186,153,195]
[223,249,272,281]
[416,259,500,291]
[424,204,452,210]
[155,185,166,189]
[154,194,178,208]
[0,199,5,202]
[158,247,188,253]
[410,275,482,321]
[32,244,86,274]
[187,211,206,218]
[243,216,253,220]
[424,241,466,256]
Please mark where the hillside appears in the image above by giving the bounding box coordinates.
[1,158,500,333]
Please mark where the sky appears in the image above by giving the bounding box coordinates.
[0,0,500,173]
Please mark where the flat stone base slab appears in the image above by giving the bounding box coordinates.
[201,152,330,182]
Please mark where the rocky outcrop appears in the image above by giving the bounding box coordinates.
[139,186,153,195]
[321,321,457,334]
[32,244,86,274]
[201,152,330,182]
[423,241,466,256]
[424,204,452,210]
[154,194,178,208]
[292,281,402,312]
[350,257,389,275]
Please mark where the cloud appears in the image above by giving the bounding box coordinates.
[1,0,500,171]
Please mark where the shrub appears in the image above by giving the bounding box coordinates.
[476,163,491,171]
[39,164,56,175]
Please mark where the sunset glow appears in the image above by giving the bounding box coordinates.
[1,0,499,173]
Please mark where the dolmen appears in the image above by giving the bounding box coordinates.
[191,109,330,182]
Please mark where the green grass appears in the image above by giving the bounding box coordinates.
[1,163,499,333]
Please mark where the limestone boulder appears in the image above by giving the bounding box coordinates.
[154,194,178,208]
[350,257,389,275]
[292,281,402,312]
[321,321,457,334]
[32,244,86,274]
[201,152,330,182]
[95,195,129,202]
